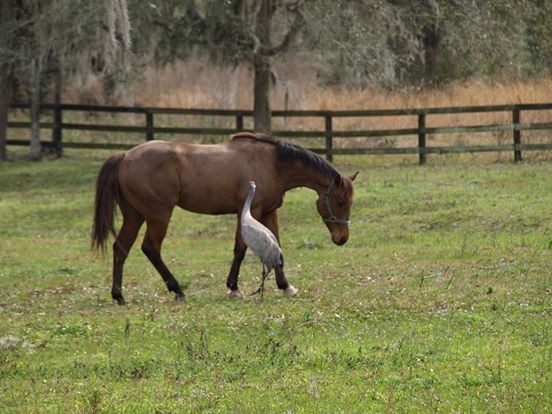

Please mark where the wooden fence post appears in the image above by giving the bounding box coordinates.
[513,108,522,162]
[418,113,427,165]
[236,113,244,131]
[52,104,62,156]
[325,114,333,163]
[146,111,154,141]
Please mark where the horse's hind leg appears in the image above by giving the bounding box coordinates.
[261,211,298,297]
[112,207,144,305]
[141,215,185,301]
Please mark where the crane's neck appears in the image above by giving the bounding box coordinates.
[241,184,255,221]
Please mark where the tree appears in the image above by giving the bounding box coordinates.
[3,0,548,160]
[304,0,535,89]
[301,0,402,88]
[525,0,552,75]
[135,0,305,132]
[0,0,19,162]
[0,0,131,160]
[385,0,531,87]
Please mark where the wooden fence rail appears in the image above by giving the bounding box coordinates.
[7,102,552,164]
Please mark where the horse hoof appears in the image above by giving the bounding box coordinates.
[114,297,126,305]
[228,289,244,299]
[284,285,298,297]
[175,293,185,302]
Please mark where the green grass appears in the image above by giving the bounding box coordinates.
[1,152,551,413]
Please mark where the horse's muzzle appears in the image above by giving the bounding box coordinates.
[331,234,348,246]
[337,236,348,246]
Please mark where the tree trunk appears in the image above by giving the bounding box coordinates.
[253,0,273,133]
[422,25,439,86]
[52,62,63,156]
[30,58,42,161]
[0,76,10,162]
[0,0,17,162]
[253,54,271,133]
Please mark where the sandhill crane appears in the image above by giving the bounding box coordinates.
[241,181,283,297]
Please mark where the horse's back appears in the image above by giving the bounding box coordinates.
[118,140,281,216]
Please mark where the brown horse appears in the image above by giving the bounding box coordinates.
[92,132,357,304]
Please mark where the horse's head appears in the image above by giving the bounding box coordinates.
[316,172,358,246]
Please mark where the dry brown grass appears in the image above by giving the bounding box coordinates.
[59,56,552,157]
[130,57,552,110]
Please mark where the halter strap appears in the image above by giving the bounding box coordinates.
[316,178,351,226]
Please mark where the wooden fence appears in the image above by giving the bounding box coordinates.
[7,102,552,164]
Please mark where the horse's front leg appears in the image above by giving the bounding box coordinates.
[226,219,247,299]
[261,210,298,297]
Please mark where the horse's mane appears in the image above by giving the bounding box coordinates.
[230,132,338,178]
[231,132,275,144]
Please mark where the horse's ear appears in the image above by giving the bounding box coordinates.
[350,171,359,181]
[334,174,343,186]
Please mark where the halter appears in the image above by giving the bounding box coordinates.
[316,178,351,226]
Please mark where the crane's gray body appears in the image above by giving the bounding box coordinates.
[241,220,283,270]
[240,182,283,272]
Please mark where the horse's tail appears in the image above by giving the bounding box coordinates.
[92,153,124,252]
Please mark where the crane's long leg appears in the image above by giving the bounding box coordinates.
[260,266,269,299]
[249,265,271,298]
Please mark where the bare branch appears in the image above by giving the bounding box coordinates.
[258,5,305,57]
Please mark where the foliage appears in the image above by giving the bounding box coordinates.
[3,0,552,97]
[434,1,530,83]
[131,0,305,131]
[0,0,131,161]
[0,153,551,411]
[133,1,300,64]
[302,0,541,88]
[302,0,401,88]
[0,0,131,99]
[525,0,552,74]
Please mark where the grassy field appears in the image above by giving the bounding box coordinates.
[0,151,551,413]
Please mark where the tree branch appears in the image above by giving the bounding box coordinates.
[258,6,305,57]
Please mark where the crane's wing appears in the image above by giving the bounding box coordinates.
[241,220,283,269]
